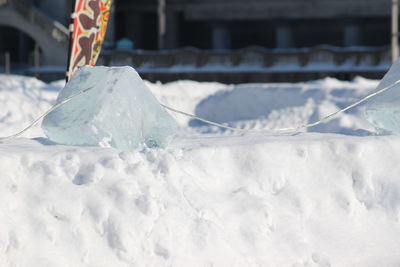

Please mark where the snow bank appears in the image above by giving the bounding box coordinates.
[1,74,400,266]
[147,77,378,135]
[0,75,59,138]
[2,135,400,267]
[0,74,378,137]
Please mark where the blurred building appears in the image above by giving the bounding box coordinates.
[0,0,395,82]
[116,0,391,50]
[0,0,71,74]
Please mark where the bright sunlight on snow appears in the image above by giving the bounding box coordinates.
[1,74,400,267]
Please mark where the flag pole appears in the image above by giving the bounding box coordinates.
[158,0,166,50]
[392,0,399,63]
[66,0,77,82]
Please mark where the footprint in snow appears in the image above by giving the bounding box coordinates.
[154,243,170,259]
[73,164,104,185]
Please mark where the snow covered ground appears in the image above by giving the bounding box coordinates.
[1,74,400,267]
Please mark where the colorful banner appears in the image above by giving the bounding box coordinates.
[67,0,112,81]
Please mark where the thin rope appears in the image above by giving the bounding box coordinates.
[0,79,398,141]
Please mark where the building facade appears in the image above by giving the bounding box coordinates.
[0,0,394,81]
[115,0,392,50]
[0,0,72,70]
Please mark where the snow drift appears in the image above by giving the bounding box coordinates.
[1,74,400,267]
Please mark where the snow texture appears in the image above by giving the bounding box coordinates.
[1,73,400,267]
[365,59,400,134]
[41,66,177,150]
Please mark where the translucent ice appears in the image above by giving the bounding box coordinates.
[365,60,400,134]
[42,66,177,150]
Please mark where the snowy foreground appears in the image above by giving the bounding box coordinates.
[1,75,400,266]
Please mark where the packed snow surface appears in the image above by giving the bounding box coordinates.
[1,73,400,266]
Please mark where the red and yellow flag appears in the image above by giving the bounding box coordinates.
[66,0,112,81]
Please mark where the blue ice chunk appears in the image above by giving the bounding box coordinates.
[42,66,177,150]
[365,60,400,134]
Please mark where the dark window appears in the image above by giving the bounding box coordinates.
[0,26,37,69]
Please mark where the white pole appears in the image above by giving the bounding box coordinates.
[158,0,166,50]
[392,0,399,63]
[5,51,10,74]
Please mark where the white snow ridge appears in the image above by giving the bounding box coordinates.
[1,74,400,267]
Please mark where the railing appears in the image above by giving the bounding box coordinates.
[99,45,391,73]
[96,45,390,82]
